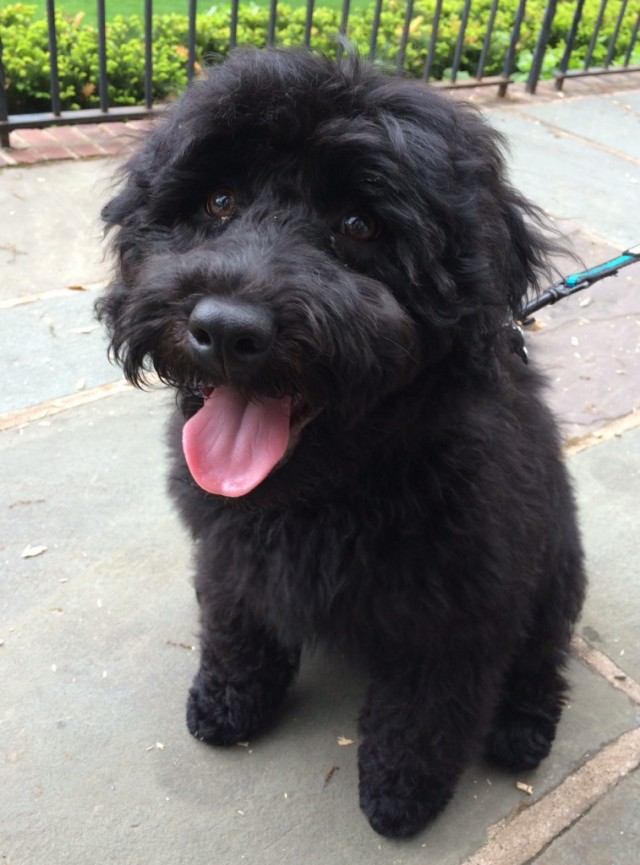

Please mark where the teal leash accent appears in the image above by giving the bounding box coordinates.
[510,244,639,364]
[564,249,640,288]
[520,244,640,321]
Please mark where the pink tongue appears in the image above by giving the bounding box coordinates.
[182,386,291,497]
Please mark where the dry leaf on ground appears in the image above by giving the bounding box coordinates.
[21,544,47,559]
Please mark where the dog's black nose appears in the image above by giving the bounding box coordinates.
[187,297,275,377]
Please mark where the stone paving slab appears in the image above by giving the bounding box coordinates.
[0,160,113,298]
[619,91,640,112]
[513,92,640,160]
[533,769,640,865]
[1,390,639,865]
[486,109,639,250]
[0,288,114,414]
[573,426,640,683]
[526,228,640,442]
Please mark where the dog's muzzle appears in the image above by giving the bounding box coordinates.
[181,295,321,500]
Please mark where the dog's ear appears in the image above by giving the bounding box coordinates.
[97,141,157,372]
[101,130,162,233]
[440,102,556,318]
[442,103,560,324]
[368,81,565,372]
[370,80,560,342]
[101,172,144,230]
[405,88,562,353]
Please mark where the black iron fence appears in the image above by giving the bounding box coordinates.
[1,0,639,148]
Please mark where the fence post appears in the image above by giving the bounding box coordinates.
[0,36,10,147]
[144,0,153,106]
[423,0,444,82]
[187,0,197,83]
[97,0,109,113]
[526,0,558,93]
[336,0,352,60]
[555,0,585,91]
[45,0,61,116]
[499,0,527,97]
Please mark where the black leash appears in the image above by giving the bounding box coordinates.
[510,244,640,364]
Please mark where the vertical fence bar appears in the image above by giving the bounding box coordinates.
[555,0,585,90]
[45,0,61,116]
[476,0,499,80]
[423,0,443,81]
[584,0,609,69]
[605,0,628,66]
[303,0,315,48]
[526,0,557,94]
[268,0,278,47]
[397,0,416,73]
[450,0,472,83]
[97,0,109,113]
[144,0,153,108]
[369,0,384,60]
[624,12,640,64]
[0,36,10,146]
[336,0,351,59]
[230,0,240,49]
[188,0,197,81]
[499,0,526,96]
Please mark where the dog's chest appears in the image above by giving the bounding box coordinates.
[220,503,439,651]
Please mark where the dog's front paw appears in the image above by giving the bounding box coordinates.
[484,710,557,772]
[359,783,452,839]
[358,744,453,838]
[186,674,271,746]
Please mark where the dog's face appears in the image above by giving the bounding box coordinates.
[99,50,548,505]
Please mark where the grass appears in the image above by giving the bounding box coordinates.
[23,0,366,28]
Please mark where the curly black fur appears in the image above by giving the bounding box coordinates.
[98,49,585,839]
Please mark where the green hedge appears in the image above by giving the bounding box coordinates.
[1,1,639,114]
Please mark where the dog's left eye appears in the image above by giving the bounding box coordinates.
[339,211,378,242]
[206,188,237,221]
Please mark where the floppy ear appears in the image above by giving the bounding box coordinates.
[97,137,157,365]
[372,83,564,373]
[100,143,153,278]
[446,104,556,320]
[101,171,146,230]
[487,167,558,321]
[469,113,565,331]
[371,81,558,335]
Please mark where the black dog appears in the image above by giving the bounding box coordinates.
[98,49,585,838]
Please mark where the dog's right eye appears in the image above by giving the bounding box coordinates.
[206,188,237,222]
[339,211,379,242]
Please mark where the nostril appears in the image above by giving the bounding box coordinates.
[234,335,266,356]
[190,327,214,348]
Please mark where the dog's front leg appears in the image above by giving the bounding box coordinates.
[357,656,498,838]
[186,596,300,746]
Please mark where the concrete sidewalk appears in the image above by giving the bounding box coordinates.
[1,82,639,865]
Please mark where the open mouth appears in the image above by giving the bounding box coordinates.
[182,384,319,498]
